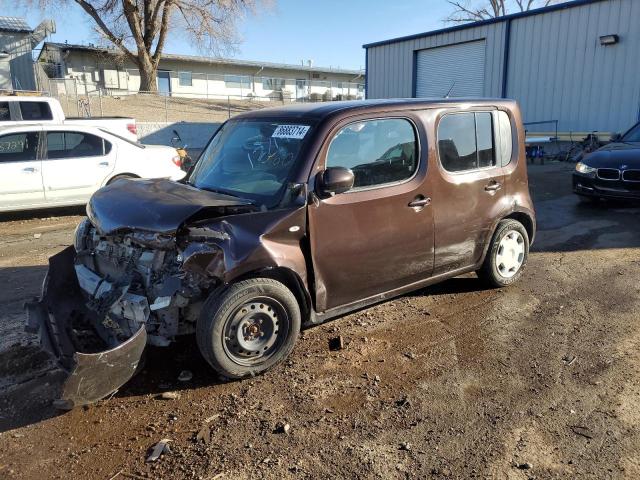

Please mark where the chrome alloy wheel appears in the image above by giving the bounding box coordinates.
[223,297,289,366]
[495,230,525,278]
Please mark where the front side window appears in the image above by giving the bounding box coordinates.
[0,102,10,121]
[46,131,106,159]
[0,132,39,162]
[189,120,312,208]
[178,71,192,87]
[20,102,53,121]
[438,112,496,172]
[326,118,418,189]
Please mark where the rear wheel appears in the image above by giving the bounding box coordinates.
[477,219,529,288]
[196,278,301,380]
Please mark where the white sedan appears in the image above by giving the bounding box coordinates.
[0,124,186,212]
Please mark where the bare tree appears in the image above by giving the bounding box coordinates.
[445,0,565,23]
[27,0,265,92]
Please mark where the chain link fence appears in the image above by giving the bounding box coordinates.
[34,63,364,123]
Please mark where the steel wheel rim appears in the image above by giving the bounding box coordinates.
[495,230,525,278]
[222,296,289,366]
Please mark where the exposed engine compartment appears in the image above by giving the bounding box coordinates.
[74,219,217,348]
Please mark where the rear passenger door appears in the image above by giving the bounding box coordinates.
[432,110,508,275]
[41,130,116,203]
[0,130,45,210]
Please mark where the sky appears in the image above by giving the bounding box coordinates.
[5,0,453,70]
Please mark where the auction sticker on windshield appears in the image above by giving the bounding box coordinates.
[272,125,310,139]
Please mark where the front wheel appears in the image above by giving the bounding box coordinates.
[477,219,530,288]
[196,278,301,380]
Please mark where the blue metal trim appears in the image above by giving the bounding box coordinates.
[364,50,368,99]
[411,51,418,98]
[363,0,607,49]
[501,18,512,98]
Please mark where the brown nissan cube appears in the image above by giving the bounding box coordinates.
[27,99,536,408]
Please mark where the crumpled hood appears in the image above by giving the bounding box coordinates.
[584,143,640,168]
[87,178,255,235]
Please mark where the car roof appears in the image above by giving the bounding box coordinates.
[232,98,517,121]
[0,96,51,102]
[0,123,103,134]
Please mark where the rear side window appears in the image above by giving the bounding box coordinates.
[0,102,10,121]
[326,118,418,189]
[19,102,53,121]
[0,132,39,162]
[46,131,107,159]
[438,112,496,172]
[495,111,513,167]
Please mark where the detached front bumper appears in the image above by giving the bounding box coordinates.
[25,246,147,410]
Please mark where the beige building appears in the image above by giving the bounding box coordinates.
[38,42,364,102]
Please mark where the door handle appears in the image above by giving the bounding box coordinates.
[408,196,431,208]
[22,167,38,173]
[98,161,110,167]
[484,181,502,192]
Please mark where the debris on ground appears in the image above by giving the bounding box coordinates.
[33,233,42,239]
[158,391,180,400]
[328,336,344,351]
[177,370,193,382]
[517,462,533,470]
[196,425,211,445]
[146,439,171,463]
[275,421,291,434]
[562,355,577,366]
[399,442,412,451]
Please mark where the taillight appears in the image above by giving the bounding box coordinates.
[127,123,137,135]
[172,155,183,167]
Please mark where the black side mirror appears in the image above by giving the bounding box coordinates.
[611,132,622,143]
[317,167,355,196]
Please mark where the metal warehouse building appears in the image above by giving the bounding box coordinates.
[364,0,640,134]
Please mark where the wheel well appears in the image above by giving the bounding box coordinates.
[234,267,312,323]
[107,173,139,185]
[503,212,535,242]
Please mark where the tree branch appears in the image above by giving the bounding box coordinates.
[72,0,138,64]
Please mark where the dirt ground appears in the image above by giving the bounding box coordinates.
[0,162,639,479]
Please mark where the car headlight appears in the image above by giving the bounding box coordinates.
[576,162,596,174]
[73,218,92,252]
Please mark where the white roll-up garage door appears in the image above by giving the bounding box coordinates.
[415,40,486,98]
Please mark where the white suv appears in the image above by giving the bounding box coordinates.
[0,124,185,212]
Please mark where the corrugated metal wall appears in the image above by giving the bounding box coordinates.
[366,22,506,99]
[506,0,640,132]
[0,31,36,90]
[366,0,640,133]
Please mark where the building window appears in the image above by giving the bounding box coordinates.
[178,71,192,87]
[262,78,286,90]
[224,75,251,89]
[326,118,418,189]
[437,112,496,172]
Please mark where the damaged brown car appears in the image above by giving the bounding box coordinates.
[26,99,536,408]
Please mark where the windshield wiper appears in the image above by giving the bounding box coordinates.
[197,186,256,204]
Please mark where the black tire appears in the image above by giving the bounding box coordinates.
[477,219,530,288]
[107,174,137,185]
[196,278,301,380]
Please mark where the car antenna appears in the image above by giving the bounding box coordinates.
[445,81,456,98]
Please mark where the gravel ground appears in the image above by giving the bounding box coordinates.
[0,163,639,479]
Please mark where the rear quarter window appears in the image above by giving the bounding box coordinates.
[0,102,10,121]
[20,102,53,121]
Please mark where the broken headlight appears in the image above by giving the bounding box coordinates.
[73,218,92,252]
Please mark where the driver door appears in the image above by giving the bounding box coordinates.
[308,115,434,312]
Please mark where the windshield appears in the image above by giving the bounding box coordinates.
[622,123,640,142]
[189,120,311,207]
